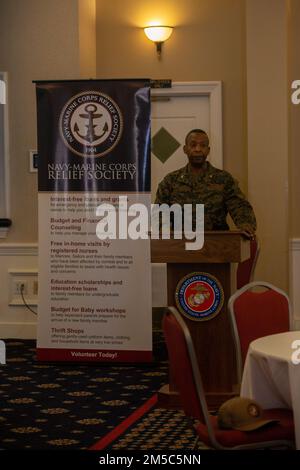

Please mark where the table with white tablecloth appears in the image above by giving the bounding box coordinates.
[241,331,300,449]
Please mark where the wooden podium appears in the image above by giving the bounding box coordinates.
[151,231,250,409]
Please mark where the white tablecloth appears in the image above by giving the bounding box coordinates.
[241,331,300,449]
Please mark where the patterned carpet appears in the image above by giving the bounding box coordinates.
[98,406,209,451]
[0,335,169,450]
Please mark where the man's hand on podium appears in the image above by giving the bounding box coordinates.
[239,224,256,240]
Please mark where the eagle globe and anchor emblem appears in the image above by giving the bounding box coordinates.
[59,91,123,157]
[175,272,224,321]
[74,103,109,143]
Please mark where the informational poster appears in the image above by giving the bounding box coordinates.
[36,79,152,362]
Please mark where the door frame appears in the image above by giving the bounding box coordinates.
[151,81,223,169]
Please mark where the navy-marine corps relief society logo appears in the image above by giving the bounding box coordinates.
[59,91,123,157]
[175,272,224,321]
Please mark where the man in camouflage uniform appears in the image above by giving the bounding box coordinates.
[154,129,256,238]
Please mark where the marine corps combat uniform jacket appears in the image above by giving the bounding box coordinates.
[154,162,256,231]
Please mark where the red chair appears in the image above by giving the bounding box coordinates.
[236,239,260,290]
[163,306,294,449]
[228,281,291,383]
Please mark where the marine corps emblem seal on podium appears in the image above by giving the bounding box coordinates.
[175,272,224,321]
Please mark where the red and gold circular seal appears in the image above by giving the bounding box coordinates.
[175,272,224,322]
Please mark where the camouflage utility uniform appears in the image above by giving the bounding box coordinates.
[154,162,256,231]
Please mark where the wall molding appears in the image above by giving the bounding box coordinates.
[0,244,38,338]
[0,72,10,223]
[0,322,37,339]
[290,238,300,251]
[1,238,298,333]
[0,243,38,256]
[0,227,10,239]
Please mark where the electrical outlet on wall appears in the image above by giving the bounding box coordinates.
[9,270,38,306]
[13,280,28,295]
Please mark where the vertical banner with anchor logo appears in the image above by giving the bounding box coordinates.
[35,79,152,362]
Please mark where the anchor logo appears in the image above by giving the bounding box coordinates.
[73,104,109,144]
[59,91,123,158]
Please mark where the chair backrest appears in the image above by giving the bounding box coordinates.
[229,281,291,382]
[236,239,260,290]
[162,307,216,441]
[163,306,294,450]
